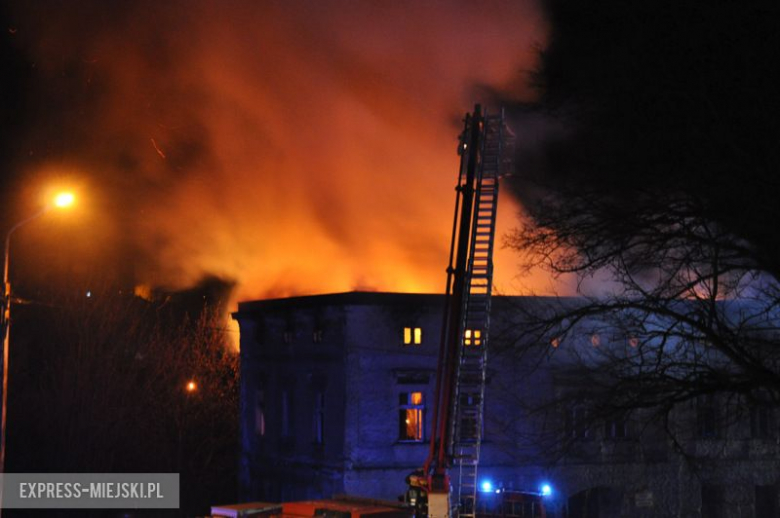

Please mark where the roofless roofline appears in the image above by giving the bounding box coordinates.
[233,290,573,317]
[234,291,442,316]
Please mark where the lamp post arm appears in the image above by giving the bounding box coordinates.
[3,206,50,287]
[0,204,49,490]
[0,199,68,514]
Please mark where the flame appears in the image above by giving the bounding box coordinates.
[8,1,556,328]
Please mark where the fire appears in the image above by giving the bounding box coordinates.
[7,1,557,331]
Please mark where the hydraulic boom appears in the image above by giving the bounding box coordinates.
[406,105,513,518]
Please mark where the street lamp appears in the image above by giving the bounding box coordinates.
[0,191,76,480]
[53,192,75,209]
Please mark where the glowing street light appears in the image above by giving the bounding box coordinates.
[0,191,78,496]
[186,380,197,393]
[53,191,75,208]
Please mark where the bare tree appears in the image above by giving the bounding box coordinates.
[495,0,780,463]
[9,289,238,514]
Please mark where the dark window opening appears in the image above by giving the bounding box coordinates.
[396,372,431,385]
[750,405,774,439]
[701,484,725,518]
[755,485,778,518]
[697,396,718,439]
[255,388,266,437]
[253,319,266,345]
[314,391,325,445]
[605,414,628,440]
[283,315,295,344]
[458,393,482,442]
[566,404,591,440]
[281,389,293,438]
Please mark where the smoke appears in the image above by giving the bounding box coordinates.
[4,0,552,305]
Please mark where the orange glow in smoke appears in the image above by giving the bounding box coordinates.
[9,2,560,342]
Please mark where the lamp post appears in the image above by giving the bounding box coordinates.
[0,192,75,499]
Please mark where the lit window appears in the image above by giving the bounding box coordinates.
[464,329,482,346]
[403,327,422,345]
[399,392,425,441]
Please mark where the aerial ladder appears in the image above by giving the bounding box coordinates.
[406,105,514,518]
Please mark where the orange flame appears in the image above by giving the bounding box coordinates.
[10,1,557,321]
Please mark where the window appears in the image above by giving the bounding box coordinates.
[464,329,482,346]
[605,414,628,439]
[314,391,325,444]
[755,485,778,518]
[255,388,266,436]
[281,389,292,437]
[750,405,773,439]
[399,392,425,441]
[458,393,482,442]
[697,395,718,439]
[283,315,295,344]
[253,319,266,345]
[565,403,590,440]
[313,329,323,343]
[701,484,725,518]
[403,327,422,345]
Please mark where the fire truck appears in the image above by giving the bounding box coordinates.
[213,106,544,518]
[403,105,544,518]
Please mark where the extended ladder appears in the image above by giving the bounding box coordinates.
[449,109,512,518]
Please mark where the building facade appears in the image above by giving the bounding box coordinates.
[234,292,780,517]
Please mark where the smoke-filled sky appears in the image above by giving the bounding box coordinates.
[0,0,554,305]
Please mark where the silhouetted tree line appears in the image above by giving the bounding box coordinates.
[500,0,780,460]
[6,286,238,517]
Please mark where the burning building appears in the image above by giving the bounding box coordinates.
[234,291,780,518]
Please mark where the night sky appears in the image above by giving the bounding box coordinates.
[0,0,550,310]
[503,1,780,282]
